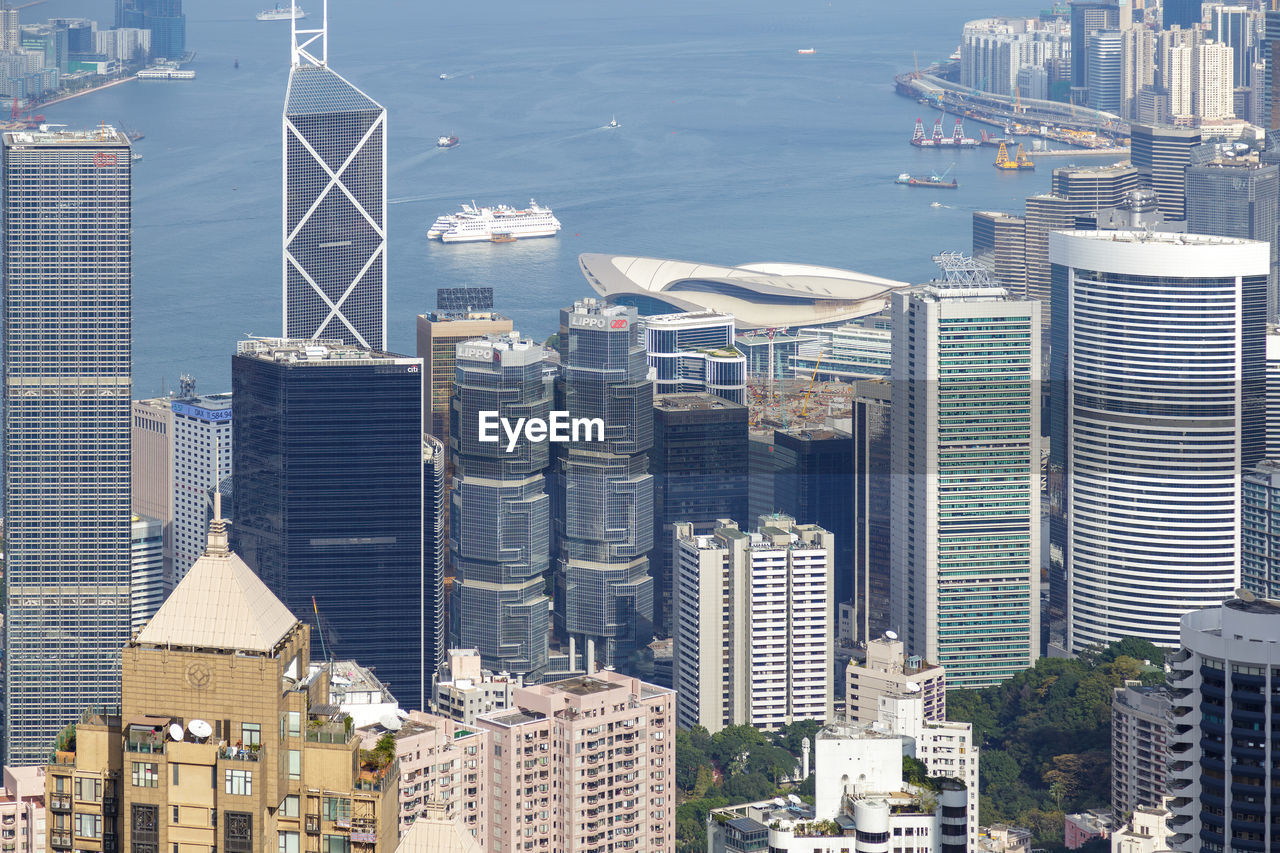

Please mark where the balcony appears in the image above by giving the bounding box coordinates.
[50,833,71,849]
[305,816,320,835]
[49,796,71,813]
[305,721,349,745]
[219,747,259,762]
[102,797,117,816]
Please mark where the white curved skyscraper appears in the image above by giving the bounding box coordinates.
[1050,230,1269,650]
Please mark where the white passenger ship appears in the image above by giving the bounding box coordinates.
[257,4,307,20]
[427,200,562,243]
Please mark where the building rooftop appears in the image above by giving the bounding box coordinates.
[3,126,129,146]
[236,338,416,366]
[1225,594,1280,615]
[653,392,745,412]
[393,803,482,853]
[1059,229,1258,248]
[134,539,298,654]
[547,676,624,697]
[285,63,382,116]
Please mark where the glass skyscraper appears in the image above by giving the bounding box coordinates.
[554,300,655,670]
[890,280,1041,689]
[230,339,425,707]
[450,334,554,679]
[283,19,386,350]
[2,127,133,765]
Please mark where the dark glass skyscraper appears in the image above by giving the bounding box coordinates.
[554,300,655,669]
[650,392,749,635]
[1161,0,1202,30]
[231,339,424,706]
[773,427,854,607]
[116,0,185,59]
[450,333,554,679]
[1130,123,1201,221]
[2,127,133,765]
[283,19,386,350]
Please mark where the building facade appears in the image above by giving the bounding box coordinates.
[170,393,232,582]
[1049,231,1268,650]
[0,766,45,853]
[852,380,892,644]
[432,649,518,725]
[1110,682,1172,822]
[231,339,425,707]
[2,127,133,766]
[673,516,834,732]
[1242,459,1280,599]
[1129,124,1201,220]
[283,22,386,350]
[642,311,746,404]
[1166,595,1280,853]
[650,393,749,636]
[973,210,1027,297]
[385,712,488,841]
[473,671,676,853]
[553,300,655,670]
[449,334,554,679]
[771,428,853,608]
[132,399,174,584]
[414,311,512,442]
[422,434,447,686]
[129,515,165,633]
[45,518,399,853]
[890,283,1041,689]
[846,636,946,726]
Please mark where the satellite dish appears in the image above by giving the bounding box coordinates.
[188,719,213,739]
[379,714,402,732]
[168,723,185,742]
[906,682,922,693]
[884,630,899,641]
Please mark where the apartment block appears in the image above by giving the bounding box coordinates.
[432,650,518,726]
[474,671,675,853]
[0,766,46,853]
[673,516,834,733]
[377,712,488,841]
[1111,682,1171,822]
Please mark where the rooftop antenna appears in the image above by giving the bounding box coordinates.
[291,0,327,67]
[206,437,229,557]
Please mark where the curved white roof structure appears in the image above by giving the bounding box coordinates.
[578,253,909,329]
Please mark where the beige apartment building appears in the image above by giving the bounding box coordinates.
[474,671,675,853]
[414,311,512,440]
[846,635,946,724]
[45,511,399,853]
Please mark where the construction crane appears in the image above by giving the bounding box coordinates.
[932,161,956,183]
[799,353,824,418]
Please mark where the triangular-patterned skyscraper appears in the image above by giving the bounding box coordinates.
[282,1,386,350]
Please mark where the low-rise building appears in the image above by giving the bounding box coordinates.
[312,661,400,729]
[978,824,1032,853]
[847,636,946,724]
[432,650,518,725]
[708,718,970,853]
[1109,804,1173,853]
[44,507,399,853]
[1066,811,1115,848]
[0,766,46,853]
[475,671,675,853]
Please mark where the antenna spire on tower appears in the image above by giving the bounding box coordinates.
[206,436,230,556]
[291,0,327,67]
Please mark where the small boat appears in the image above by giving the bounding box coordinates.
[490,232,516,243]
[437,135,459,149]
[439,73,448,80]
[797,48,816,55]
[608,116,619,128]
[131,152,142,161]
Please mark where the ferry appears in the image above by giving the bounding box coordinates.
[137,63,195,80]
[437,135,459,149]
[257,4,307,20]
[428,200,562,243]
[797,48,816,55]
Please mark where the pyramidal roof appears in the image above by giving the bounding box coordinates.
[135,531,299,654]
[285,64,382,117]
[394,806,482,853]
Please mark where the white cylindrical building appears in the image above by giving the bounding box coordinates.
[1049,231,1269,650]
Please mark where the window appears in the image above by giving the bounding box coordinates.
[172,764,180,786]
[132,763,158,788]
[321,799,350,823]
[224,770,252,796]
[74,777,102,802]
[288,750,301,781]
[74,815,101,839]
[280,797,299,819]
[277,833,299,853]
[321,836,349,853]
[286,712,301,739]
[241,724,261,748]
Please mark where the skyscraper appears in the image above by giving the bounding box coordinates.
[650,392,749,635]
[2,126,132,765]
[852,380,891,644]
[972,210,1027,296]
[170,392,232,581]
[1130,123,1201,220]
[553,299,655,669]
[132,397,175,582]
[1050,230,1268,650]
[772,427,853,607]
[415,308,512,442]
[890,275,1041,689]
[231,339,425,707]
[129,514,165,632]
[1209,4,1252,86]
[1162,0,1202,30]
[116,0,184,60]
[1087,30,1124,112]
[1166,595,1280,852]
[283,12,386,350]
[1070,0,1120,100]
[1185,149,1279,321]
[1195,40,1235,119]
[450,333,554,679]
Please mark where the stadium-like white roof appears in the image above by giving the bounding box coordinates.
[578,254,909,329]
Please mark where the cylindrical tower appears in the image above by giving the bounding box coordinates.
[1050,230,1269,650]
[1166,595,1280,853]
[852,799,890,853]
[938,779,969,853]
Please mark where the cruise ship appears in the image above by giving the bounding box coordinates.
[428,200,561,243]
[257,4,307,20]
